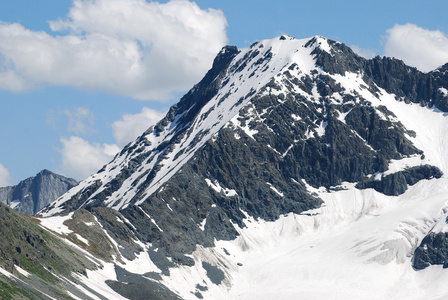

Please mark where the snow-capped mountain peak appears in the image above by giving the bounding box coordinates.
[40,35,347,216]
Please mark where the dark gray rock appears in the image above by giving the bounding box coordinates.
[0,170,77,215]
[106,281,183,300]
[308,36,448,112]
[105,265,183,300]
[308,37,365,75]
[364,57,448,111]
[201,262,225,285]
[63,208,123,262]
[414,231,448,270]
[356,165,443,196]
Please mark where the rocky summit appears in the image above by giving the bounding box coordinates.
[2,35,448,299]
[0,169,77,215]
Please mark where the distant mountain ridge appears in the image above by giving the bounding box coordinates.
[0,169,77,215]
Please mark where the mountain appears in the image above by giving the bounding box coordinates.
[0,169,78,215]
[4,35,448,299]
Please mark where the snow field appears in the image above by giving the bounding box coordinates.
[162,88,448,299]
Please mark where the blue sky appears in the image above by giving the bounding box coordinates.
[0,0,447,185]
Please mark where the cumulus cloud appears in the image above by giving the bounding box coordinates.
[112,107,165,147]
[64,107,95,134]
[47,106,95,134]
[0,163,11,187]
[384,24,448,72]
[0,69,30,92]
[56,107,166,180]
[0,0,228,100]
[59,136,120,180]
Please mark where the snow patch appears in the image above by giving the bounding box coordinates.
[205,178,238,197]
[39,213,74,235]
[117,240,161,275]
[291,114,301,121]
[73,262,127,300]
[266,182,284,197]
[74,233,90,246]
[0,267,13,278]
[9,199,20,209]
[315,120,327,137]
[15,266,30,277]
[199,218,207,231]
[383,155,426,176]
[151,219,163,232]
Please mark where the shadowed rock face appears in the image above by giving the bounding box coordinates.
[313,38,448,111]
[414,232,448,270]
[0,169,77,215]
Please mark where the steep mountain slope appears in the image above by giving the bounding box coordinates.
[0,201,102,299]
[0,199,185,300]
[30,35,448,299]
[0,169,77,215]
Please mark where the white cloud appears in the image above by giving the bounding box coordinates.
[384,24,448,72]
[46,106,95,134]
[64,107,95,134]
[112,107,165,147]
[0,163,11,187]
[0,69,30,92]
[59,107,164,180]
[0,0,228,100]
[350,45,376,59]
[59,136,120,180]
[57,107,165,179]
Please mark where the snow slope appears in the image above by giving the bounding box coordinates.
[159,100,448,300]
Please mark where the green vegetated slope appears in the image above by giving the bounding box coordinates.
[0,202,98,299]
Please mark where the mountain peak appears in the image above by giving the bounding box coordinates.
[304,35,333,50]
[41,35,332,215]
[37,169,54,176]
[0,170,77,215]
[41,33,448,217]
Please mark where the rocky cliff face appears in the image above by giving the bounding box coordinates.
[0,169,77,215]
[18,35,448,299]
